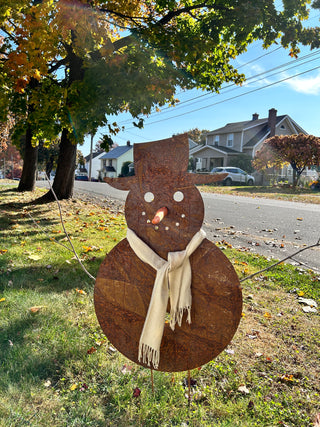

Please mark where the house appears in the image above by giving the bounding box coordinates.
[190,108,307,172]
[99,141,133,179]
[84,151,105,180]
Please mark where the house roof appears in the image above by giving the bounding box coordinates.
[84,151,104,161]
[244,124,270,148]
[191,144,239,156]
[188,138,198,150]
[207,115,287,135]
[100,145,132,159]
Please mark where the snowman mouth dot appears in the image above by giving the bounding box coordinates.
[147,219,151,224]
[181,214,186,218]
[142,211,146,216]
[176,222,180,227]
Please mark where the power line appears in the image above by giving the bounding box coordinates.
[126,64,320,128]
[117,48,320,126]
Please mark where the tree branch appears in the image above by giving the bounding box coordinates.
[98,7,145,27]
[48,58,68,74]
[0,26,17,43]
[240,237,320,282]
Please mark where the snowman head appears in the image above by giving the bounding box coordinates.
[105,135,226,257]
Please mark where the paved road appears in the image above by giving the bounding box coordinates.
[38,181,320,272]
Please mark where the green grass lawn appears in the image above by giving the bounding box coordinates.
[200,184,320,204]
[0,185,319,426]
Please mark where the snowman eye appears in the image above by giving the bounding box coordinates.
[144,192,154,203]
[173,191,184,202]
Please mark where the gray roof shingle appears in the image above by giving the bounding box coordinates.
[207,115,286,135]
[100,145,132,159]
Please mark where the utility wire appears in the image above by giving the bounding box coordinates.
[126,64,320,127]
[117,48,320,126]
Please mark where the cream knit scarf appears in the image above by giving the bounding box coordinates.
[126,228,206,369]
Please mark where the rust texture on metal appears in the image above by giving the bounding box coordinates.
[94,134,242,372]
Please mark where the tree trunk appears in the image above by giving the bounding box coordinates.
[39,128,77,201]
[17,125,38,192]
[292,169,297,188]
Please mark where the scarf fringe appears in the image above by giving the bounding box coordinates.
[138,342,160,369]
[169,306,191,330]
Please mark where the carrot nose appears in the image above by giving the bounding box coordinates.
[152,207,168,225]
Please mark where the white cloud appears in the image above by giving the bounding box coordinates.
[285,72,320,95]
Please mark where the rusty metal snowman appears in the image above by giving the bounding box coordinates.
[94,134,242,372]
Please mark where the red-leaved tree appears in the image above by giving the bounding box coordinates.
[253,134,320,187]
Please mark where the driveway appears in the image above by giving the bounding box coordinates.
[37,181,320,272]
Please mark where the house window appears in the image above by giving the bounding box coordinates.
[214,135,219,146]
[280,125,286,130]
[227,134,234,147]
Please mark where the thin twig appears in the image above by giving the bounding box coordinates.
[43,174,96,281]
[240,237,320,282]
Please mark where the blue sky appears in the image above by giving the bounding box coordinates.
[82,15,320,156]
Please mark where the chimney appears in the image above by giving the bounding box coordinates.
[252,113,259,121]
[127,140,131,146]
[268,108,277,137]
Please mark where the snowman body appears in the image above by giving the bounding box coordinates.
[94,136,242,372]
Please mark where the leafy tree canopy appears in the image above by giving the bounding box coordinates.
[1,0,320,148]
[253,133,320,186]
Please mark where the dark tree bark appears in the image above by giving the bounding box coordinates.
[51,128,77,199]
[37,128,77,202]
[17,125,38,192]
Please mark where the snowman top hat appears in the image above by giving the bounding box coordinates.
[104,134,226,190]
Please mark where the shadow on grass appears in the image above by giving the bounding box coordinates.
[0,260,101,293]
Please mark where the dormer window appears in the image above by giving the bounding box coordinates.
[214,135,219,146]
[227,134,234,147]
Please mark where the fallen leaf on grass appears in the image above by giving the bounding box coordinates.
[30,306,46,313]
[132,387,141,397]
[279,374,298,384]
[0,249,8,254]
[87,347,97,354]
[121,364,133,374]
[80,383,89,391]
[298,297,317,308]
[264,312,272,319]
[76,289,87,295]
[302,306,318,313]
[108,346,117,354]
[69,384,78,391]
[238,385,250,394]
[28,254,42,261]
[0,298,5,302]
[314,413,320,427]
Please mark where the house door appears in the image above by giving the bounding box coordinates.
[210,158,223,169]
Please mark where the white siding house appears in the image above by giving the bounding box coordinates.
[84,151,105,180]
[100,143,133,178]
